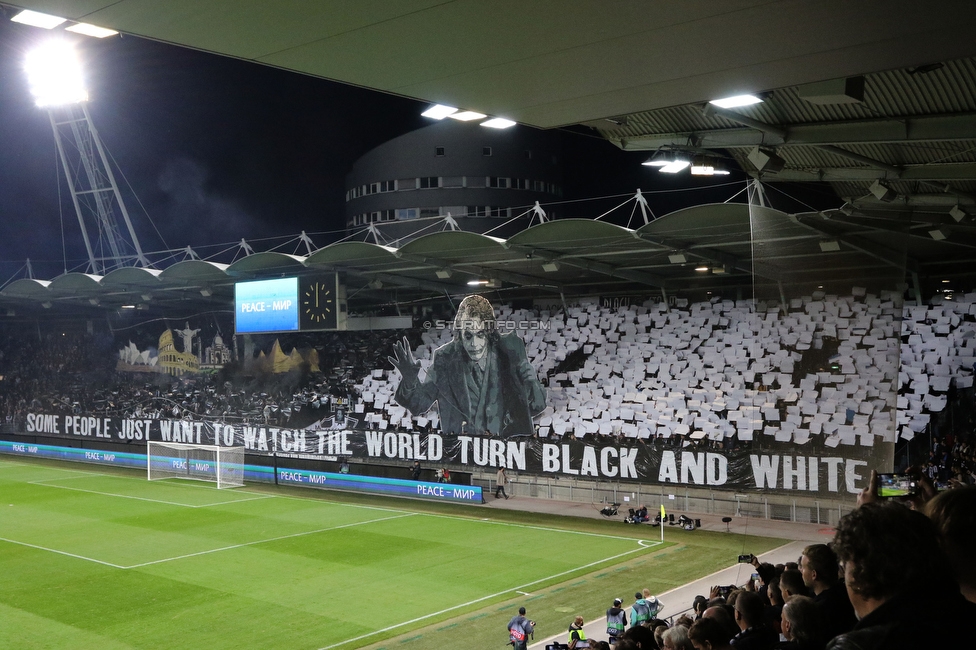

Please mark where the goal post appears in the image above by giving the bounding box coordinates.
[147,441,244,489]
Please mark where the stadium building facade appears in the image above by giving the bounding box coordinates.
[345,120,563,240]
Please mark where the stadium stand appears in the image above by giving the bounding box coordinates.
[2,290,974,483]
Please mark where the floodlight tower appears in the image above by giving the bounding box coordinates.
[26,39,148,274]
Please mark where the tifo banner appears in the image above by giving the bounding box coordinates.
[22,412,878,495]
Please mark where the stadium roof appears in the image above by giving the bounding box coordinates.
[4,202,970,317]
[3,2,976,317]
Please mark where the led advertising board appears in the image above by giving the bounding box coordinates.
[234,277,299,334]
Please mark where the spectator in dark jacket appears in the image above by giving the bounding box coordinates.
[799,544,856,640]
[827,502,976,650]
[776,596,824,650]
[729,591,776,650]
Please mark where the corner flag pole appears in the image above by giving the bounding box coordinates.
[660,504,665,543]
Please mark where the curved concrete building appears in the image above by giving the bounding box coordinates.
[345,121,562,240]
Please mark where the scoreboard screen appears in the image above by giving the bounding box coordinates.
[234,277,299,334]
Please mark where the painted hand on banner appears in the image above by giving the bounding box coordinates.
[389,337,421,381]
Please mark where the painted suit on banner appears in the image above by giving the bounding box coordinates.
[391,295,546,437]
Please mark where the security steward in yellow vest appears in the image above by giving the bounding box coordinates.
[568,616,587,649]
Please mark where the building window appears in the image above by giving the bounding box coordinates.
[490,207,509,218]
[419,176,439,189]
[379,180,396,192]
[435,146,445,156]
[512,178,529,190]
[483,146,492,156]
[488,176,510,188]
[468,206,488,217]
[396,208,419,220]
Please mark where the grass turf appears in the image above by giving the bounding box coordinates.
[0,456,786,649]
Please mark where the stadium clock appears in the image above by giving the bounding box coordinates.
[300,275,338,330]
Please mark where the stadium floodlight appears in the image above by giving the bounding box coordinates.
[448,110,487,121]
[25,40,88,107]
[642,150,673,167]
[421,104,457,119]
[65,22,119,38]
[11,9,67,29]
[659,158,690,173]
[481,117,516,129]
[708,94,763,108]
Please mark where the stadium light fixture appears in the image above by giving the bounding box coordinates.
[541,261,560,272]
[481,117,516,129]
[695,264,710,272]
[448,110,487,121]
[65,23,119,38]
[668,253,687,264]
[25,40,88,107]
[11,9,67,29]
[819,240,841,252]
[467,279,489,286]
[708,94,763,109]
[435,268,453,279]
[642,150,673,167]
[659,158,691,173]
[421,104,458,119]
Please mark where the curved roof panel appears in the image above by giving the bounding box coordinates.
[226,252,306,274]
[306,241,399,266]
[1,278,52,298]
[399,231,507,262]
[159,260,231,283]
[508,219,640,253]
[48,273,105,294]
[101,267,164,287]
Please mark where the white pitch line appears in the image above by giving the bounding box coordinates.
[418,510,658,543]
[0,512,417,570]
[318,539,657,650]
[0,536,126,569]
[123,512,417,569]
[27,481,274,508]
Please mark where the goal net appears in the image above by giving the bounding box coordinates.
[147,441,244,489]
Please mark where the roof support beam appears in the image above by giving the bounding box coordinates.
[505,242,668,288]
[394,251,564,292]
[751,163,976,182]
[615,112,976,150]
[703,104,902,175]
[790,215,918,273]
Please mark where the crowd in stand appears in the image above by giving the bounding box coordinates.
[0,326,417,430]
[533,481,976,650]
[1,293,974,484]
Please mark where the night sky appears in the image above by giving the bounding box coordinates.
[0,16,835,283]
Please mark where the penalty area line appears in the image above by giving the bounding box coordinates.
[27,481,274,509]
[318,538,654,650]
[419,510,658,543]
[121,512,417,569]
[0,536,126,569]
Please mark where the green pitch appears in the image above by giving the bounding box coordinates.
[0,457,785,649]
